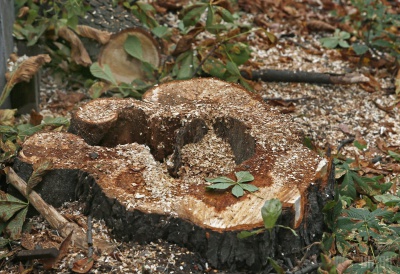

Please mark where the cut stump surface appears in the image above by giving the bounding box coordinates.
[17,78,331,271]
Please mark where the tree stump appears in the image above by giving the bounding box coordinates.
[17,78,332,271]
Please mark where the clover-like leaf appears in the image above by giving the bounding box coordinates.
[232,185,244,197]
[235,171,254,183]
[206,182,234,190]
[205,176,235,183]
[241,183,259,193]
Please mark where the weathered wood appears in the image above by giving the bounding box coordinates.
[17,78,331,271]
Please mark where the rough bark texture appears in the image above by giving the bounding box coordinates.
[17,78,332,271]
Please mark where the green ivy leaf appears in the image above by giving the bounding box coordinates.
[261,199,282,230]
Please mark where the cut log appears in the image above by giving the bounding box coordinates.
[98,28,161,84]
[17,78,332,271]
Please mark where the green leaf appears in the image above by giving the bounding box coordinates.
[340,172,357,199]
[151,26,169,38]
[226,61,241,76]
[235,171,254,183]
[5,206,28,240]
[90,62,117,85]
[339,31,351,39]
[267,257,285,274]
[206,24,227,34]
[202,58,226,78]
[231,185,244,197]
[237,229,264,239]
[261,199,282,230]
[240,183,259,192]
[352,43,369,55]
[205,176,235,183]
[217,7,234,23]
[320,37,339,49]
[344,262,374,274]
[16,124,42,139]
[182,5,207,27]
[206,182,234,190]
[345,207,370,221]
[339,40,350,48]
[206,5,214,29]
[374,194,400,206]
[0,193,28,222]
[43,116,69,127]
[388,150,400,162]
[124,35,143,61]
[0,237,11,248]
[226,43,251,65]
[353,140,367,150]
[175,50,197,79]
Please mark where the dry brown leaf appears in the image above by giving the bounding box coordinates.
[306,20,336,32]
[58,27,92,67]
[0,109,17,126]
[29,109,43,126]
[71,257,95,273]
[155,0,189,11]
[336,259,353,274]
[5,54,51,86]
[20,233,35,250]
[172,24,204,56]
[18,6,29,18]
[41,230,73,270]
[76,25,111,45]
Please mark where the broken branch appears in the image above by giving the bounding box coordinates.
[4,167,114,253]
[241,69,370,85]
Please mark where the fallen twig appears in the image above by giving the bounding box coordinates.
[241,69,370,85]
[262,96,315,102]
[4,167,114,253]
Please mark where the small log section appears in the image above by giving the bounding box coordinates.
[17,78,332,271]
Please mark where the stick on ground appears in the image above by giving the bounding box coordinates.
[4,167,114,253]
